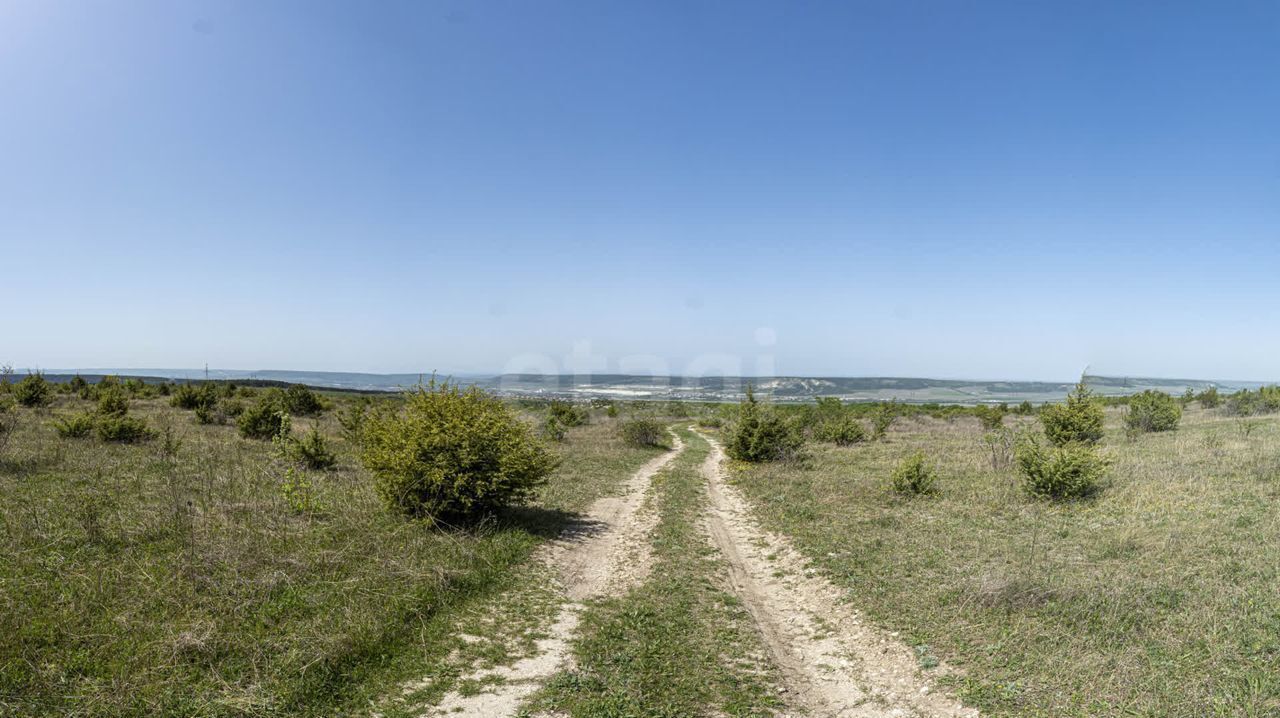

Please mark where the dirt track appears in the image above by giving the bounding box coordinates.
[696,428,978,718]
[424,432,685,717]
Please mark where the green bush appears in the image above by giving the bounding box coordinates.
[619,416,668,448]
[890,452,937,495]
[1016,438,1109,500]
[96,386,130,417]
[1197,386,1221,409]
[1040,381,1104,446]
[96,415,154,443]
[68,375,88,396]
[360,382,560,521]
[1124,390,1182,434]
[813,415,867,446]
[973,404,1007,431]
[278,421,337,470]
[283,384,326,416]
[726,386,804,462]
[541,416,567,442]
[14,372,51,408]
[547,400,588,427]
[170,383,219,412]
[337,398,370,444]
[237,392,289,440]
[870,401,899,441]
[1014,400,1036,415]
[54,412,96,438]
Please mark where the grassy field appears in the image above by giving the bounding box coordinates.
[729,406,1280,717]
[0,389,664,717]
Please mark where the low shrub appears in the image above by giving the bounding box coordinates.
[337,399,371,444]
[726,386,804,462]
[96,386,130,417]
[1016,437,1109,500]
[619,416,668,448]
[276,418,337,470]
[283,384,326,416]
[890,452,937,495]
[53,412,95,438]
[238,392,289,440]
[973,404,1007,431]
[14,372,51,408]
[360,382,560,521]
[96,415,154,443]
[870,401,899,441]
[1197,386,1221,409]
[1040,381,1104,446]
[813,415,867,446]
[547,400,589,427]
[541,416,567,442]
[1124,390,1182,434]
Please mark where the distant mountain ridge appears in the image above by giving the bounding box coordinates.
[25,369,1270,404]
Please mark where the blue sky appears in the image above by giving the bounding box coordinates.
[2,1,1279,380]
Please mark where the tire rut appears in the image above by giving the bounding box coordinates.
[696,429,978,718]
[419,431,686,718]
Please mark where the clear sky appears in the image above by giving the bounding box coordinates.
[3,1,1279,380]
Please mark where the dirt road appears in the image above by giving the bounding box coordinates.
[424,432,685,717]
[697,428,978,718]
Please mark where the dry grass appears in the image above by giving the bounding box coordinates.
[730,407,1280,717]
[0,392,662,717]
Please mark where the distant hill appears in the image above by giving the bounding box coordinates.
[22,369,1270,404]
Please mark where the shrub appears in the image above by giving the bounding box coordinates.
[813,415,867,446]
[280,466,326,514]
[605,403,619,418]
[1016,438,1109,500]
[1197,386,1221,409]
[238,392,289,440]
[696,415,724,429]
[96,386,130,417]
[726,386,804,462]
[1014,400,1036,415]
[14,372,51,408]
[283,384,326,416]
[1124,390,1182,434]
[1040,381,1104,446]
[194,403,226,425]
[541,416,567,442]
[276,418,337,471]
[547,400,588,427]
[890,452,937,495]
[619,416,668,448]
[171,383,218,412]
[68,375,88,396]
[96,415,154,443]
[360,382,560,521]
[54,412,95,438]
[337,399,370,444]
[870,401,899,441]
[973,404,1007,431]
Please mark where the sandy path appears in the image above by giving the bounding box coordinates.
[696,429,978,718]
[423,432,685,717]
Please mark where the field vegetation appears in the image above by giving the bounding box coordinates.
[0,377,669,716]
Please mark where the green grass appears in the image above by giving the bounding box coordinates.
[533,426,784,717]
[0,393,662,717]
[729,407,1280,717]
